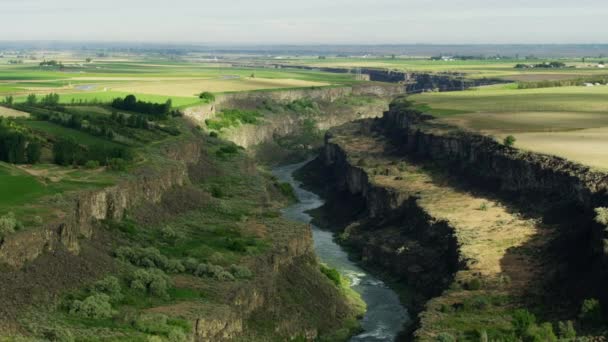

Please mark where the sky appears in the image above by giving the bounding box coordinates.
[1,0,607,44]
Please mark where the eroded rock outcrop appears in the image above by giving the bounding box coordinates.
[0,139,202,268]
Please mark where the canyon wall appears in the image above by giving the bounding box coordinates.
[381,105,608,263]
[321,140,461,303]
[185,83,404,148]
[0,139,202,268]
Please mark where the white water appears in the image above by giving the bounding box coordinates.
[273,161,409,342]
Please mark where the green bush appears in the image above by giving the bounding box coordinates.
[0,212,20,237]
[436,332,456,342]
[134,313,169,334]
[107,158,128,171]
[464,278,482,291]
[168,328,188,342]
[512,309,536,336]
[579,298,602,325]
[503,135,516,147]
[524,322,557,342]
[69,293,115,319]
[93,276,122,302]
[129,268,172,297]
[211,185,224,198]
[278,182,297,201]
[320,265,341,286]
[594,207,608,226]
[183,257,199,273]
[198,92,216,103]
[230,264,253,279]
[194,263,235,281]
[84,160,100,169]
[40,326,74,342]
[557,320,576,339]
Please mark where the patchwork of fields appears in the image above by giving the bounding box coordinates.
[411,84,608,169]
[0,59,356,107]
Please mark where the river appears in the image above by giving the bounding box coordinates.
[272,161,409,342]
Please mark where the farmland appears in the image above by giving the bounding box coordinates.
[0,57,357,108]
[411,84,608,169]
[276,57,608,80]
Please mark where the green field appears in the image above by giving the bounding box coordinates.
[0,59,359,108]
[278,57,608,80]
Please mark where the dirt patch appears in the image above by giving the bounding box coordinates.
[0,106,29,118]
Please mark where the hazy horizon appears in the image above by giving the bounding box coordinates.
[2,0,607,44]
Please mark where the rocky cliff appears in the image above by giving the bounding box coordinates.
[0,139,202,268]
[381,104,608,265]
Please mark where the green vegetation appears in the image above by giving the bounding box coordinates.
[503,135,516,147]
[198,91,215,103]
[205,108,263,131]
[320,264,342,286]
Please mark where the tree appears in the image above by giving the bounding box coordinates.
[503,135,516,147]
[26,142,42,164]
[53,137,81,166]
[198,92,215,103]
[3,96,13,106]
[41,93,60,107]
[26,94,37,106]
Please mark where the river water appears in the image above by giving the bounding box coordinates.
[272,161,409,342]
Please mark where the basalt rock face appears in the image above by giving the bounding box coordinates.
[381,105,608,262]
[322,139,460,303]
[0,140,202,268]
[186,84,404,149]
[184,83,404,129]
[194,226,341,342]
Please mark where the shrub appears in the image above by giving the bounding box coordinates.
[278,182,297,202]
[478,202,488,211]
[464,278,482,291]
[594,207,608,226]
[168,328,188,342]
[161,226,179,241]
[0,212,20,237]
[211,186,224,198]
[130,268,172,297]
[229,264,253,279]
[107,158,128,171]
[320,265,341,286]
[194,263,235,281]
[503,135,516,147]
[183,258,199,273]
[198,92,216,103]
[165,259,186,274]
[40,326,74,342]
[84,160,100,169]
[134,313,169,334]
[557,320,576,339]
[209,131,218,138]
[579,298,602,325]
[511,309,536,336]
[524,322,557,342]
[69,293,115,319]
[115,246,170,270]
[93,276,122,301]
[436,332,455,342]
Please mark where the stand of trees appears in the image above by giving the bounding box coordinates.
[0,120,41,164]
[53,136,132,167]
[111,95,172,120]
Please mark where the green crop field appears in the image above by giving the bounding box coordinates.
[0,58,358,108]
